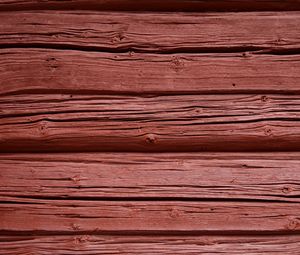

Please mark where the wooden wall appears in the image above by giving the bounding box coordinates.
[1,1,300,254]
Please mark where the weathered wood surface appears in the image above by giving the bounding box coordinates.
[1,0,300,11]
[1,94,300,152]
[1,4,300,254]
[1,48,300,95]
[1,196,300,233]
[1,11,300,53]
[1,153,300,201]
[1,235,300,255]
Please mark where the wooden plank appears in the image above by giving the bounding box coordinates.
[1,153,300,201]
[1,49,300,95]
[1,11,300,53]
[1,94,300,152]
[1,197,300,233]
[1,235,300,255]
[1,0,300,12]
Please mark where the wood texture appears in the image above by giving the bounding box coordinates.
[1,48,300,95]
[1,4,300,254]
[1,153,300,201]
[1,11,300,53]
[1,196,300,233]
[1,235,300,255]
[1,94,300,152]
[1,0,300,11]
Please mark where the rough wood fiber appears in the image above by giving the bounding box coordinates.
[1,196,300,233]
[1,0,300,11]
[1,11,300,53]
[1,2,300,254]
[1,235,300,255]
[1,49,300,96]
[1,153,300,201]
[1,94,300,152]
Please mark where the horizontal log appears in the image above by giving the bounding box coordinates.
[1,0,300,11]
[1,11,299,53]
[1,235,300,255]
[1,94,300,152]
[1,197,300,233]
[1,153,300,201]
[1,49,300,95]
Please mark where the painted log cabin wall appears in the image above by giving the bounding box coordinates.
[1,0,300,254]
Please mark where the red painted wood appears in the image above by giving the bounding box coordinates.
[0,11,299,53]
[1,196,300,233]
[1,153,299,201]
[0,5,299,254]
[1,49,300,96]
[1,235,300,255]
[1,94,300,152]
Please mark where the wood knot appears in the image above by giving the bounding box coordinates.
[200,238,215,246]
[46,57,59,70]
[169,208,180,218]
[232,83,236,87]
[171,56,184,72]
[145,134,156,144]
[264,127,273,136]
[46,57,56,62]
[282,186,292,194]
[242,52,250,58]
[274,38,285,45]
[82,31,91,38]
[261,95,268,102]
[38,121,48,136]
[112,32,125,43]
[70,223,81,230]
[70,175,81,184]
[74,235,89,245]
[286,218,300,230]
[194,108,203,114]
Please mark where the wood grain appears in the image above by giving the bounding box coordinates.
[1,153,300,201]
[1,48,300,95]
[1,0,300,11]
[1,235,300,255]
[1,1,300,253]
[1,11,299,53]
[1,94,300,152]
[1,196,300,233]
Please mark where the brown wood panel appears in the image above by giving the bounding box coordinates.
[1,153,300,201]
[1,235,300,255]
[1,11,299,53]
[1,0,300,11]
[1,94,300,152]
[1,196,300,233]
[1,49,300,95]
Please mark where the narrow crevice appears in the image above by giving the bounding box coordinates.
[1,229,300,237]
[3,195,299,203]
[1,0,300,12]
[2,88,300,97]
[2,42,300,55]
[0,42,268,54]
[255,48,300,55]
[2,115,300,126]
